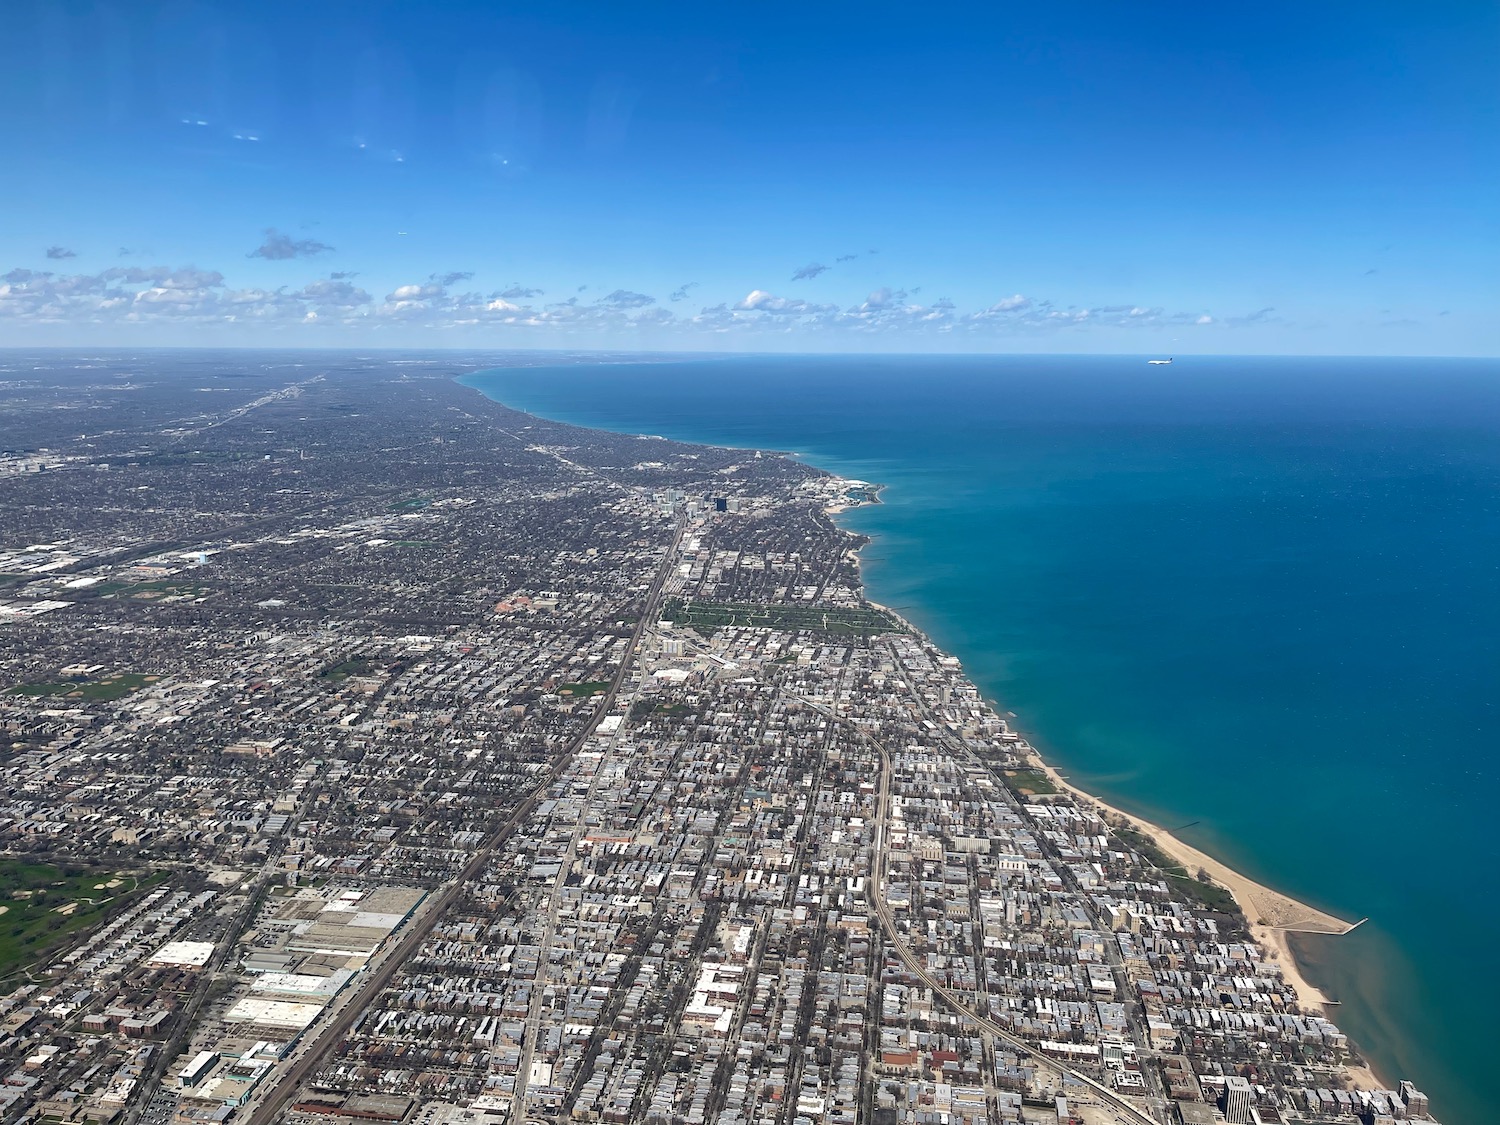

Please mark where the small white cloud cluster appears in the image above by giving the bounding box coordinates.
[0,261,1242,341]
[0,265,386,327]
[701,288,1225,337]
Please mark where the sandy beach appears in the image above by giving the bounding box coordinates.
[1029,759,1353,973]
[1025,757,1396,1093]
[862,592,1389,1092]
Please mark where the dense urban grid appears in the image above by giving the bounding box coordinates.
[0,353,1437,1125]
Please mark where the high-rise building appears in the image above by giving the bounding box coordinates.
[1223,1076,1253,1124]
[1400,1081,1430,1119]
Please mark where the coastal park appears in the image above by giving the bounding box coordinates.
[1002,767,1059,796]
[663,597,904,637]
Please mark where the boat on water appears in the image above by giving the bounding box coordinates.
[1148,357,1174,365]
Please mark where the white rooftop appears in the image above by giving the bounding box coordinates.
[148,940,216,968]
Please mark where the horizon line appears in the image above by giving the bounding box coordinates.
[2,345,1497,362]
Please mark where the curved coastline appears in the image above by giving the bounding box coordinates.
[814,459,1383,1090]
[463,366,1404,1100]
[854,585,1377,1082]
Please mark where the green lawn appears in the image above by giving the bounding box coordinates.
[77,578,208,599]
[1115,825,1244,920]
[632,700,690,718]
[319,656,377,680]
[5,672,158,701]
[1003,768,1058,796]
[1171,873,1239,915]
[558,680,612,698]
[662,598,903,637]
[126,580,209,598]
[83,580,134,595]
[0,861,165,981]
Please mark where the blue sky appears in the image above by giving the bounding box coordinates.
[2,1,1495,354]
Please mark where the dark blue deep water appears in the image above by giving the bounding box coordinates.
[463,355,1500,1122]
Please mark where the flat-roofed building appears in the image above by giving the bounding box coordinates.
[149,941,216,970]
[222,997,323,1033]
[177,1051,219,1089]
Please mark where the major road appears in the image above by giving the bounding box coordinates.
[243,514,686,1125]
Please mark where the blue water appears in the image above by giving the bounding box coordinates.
[462,354,1500,1123]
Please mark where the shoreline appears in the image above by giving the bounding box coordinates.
[863,595,1361,954]
[459,372,1396,1097]
[860,556,1389,1094]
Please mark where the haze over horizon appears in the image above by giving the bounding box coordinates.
[3,1,1496,355]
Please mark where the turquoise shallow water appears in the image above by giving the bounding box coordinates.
[463,354,1500,1123]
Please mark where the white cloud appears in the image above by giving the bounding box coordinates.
[0,258,1257,342]
[856,287,906,311]
[735,289,780,311]
[734,289,836,315]
[297,279,371,307]
[388,283,443,301]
